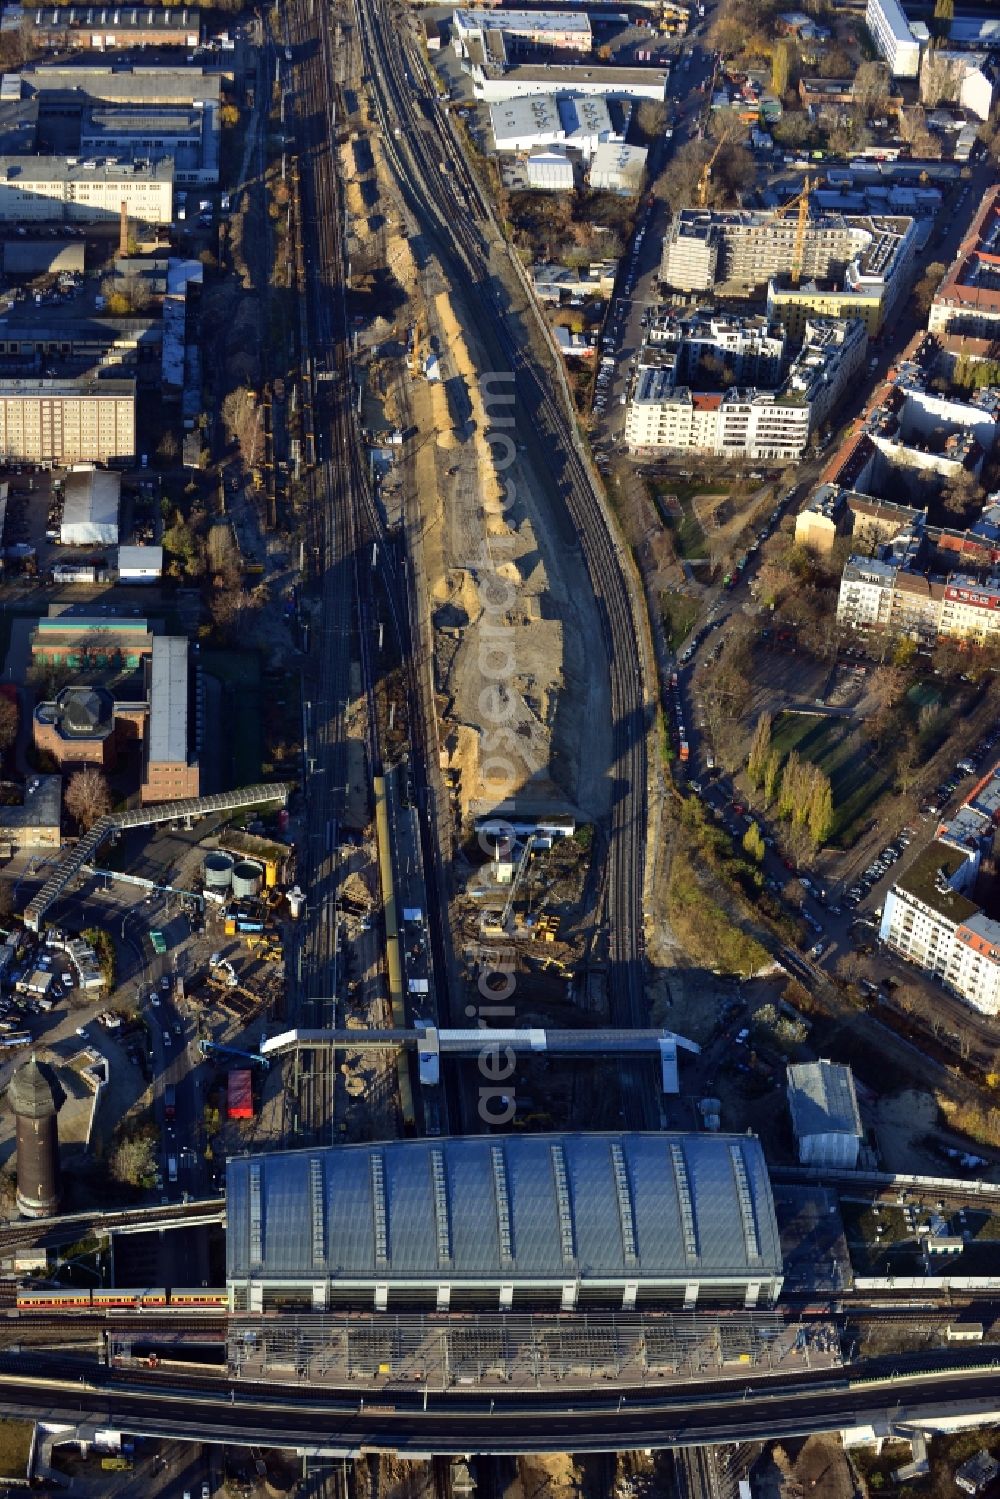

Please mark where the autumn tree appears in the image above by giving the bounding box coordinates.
[65,767,111,831]
[743,822,765,862]
[747,711,774,786]
[100,273,153,316]
[771,40,791,97]
[807,769,834,847]
[762,748,783,804]
[914,261,947,315]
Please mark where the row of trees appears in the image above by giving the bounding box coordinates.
[746,712,835,847]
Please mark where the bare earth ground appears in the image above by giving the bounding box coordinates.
[346,106,612,824]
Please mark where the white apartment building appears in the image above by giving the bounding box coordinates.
[0,377,135,463]
[835,556,897,630]
[626,316,864,460]
[866,0,922,77]
[0,155,173,223]
[625,381,811,459]
[880,841,1000,1015]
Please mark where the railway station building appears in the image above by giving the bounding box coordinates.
[226,1132,784,1313]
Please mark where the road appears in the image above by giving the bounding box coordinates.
[352,0,656,1123]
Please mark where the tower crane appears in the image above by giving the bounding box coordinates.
[696,137,727,209]
[773,175,822,288]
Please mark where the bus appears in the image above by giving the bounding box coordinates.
[164,1085,176,1122]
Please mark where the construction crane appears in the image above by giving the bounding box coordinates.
[773,175,821,288]
[498,838,534,932]
[696,137,726,209]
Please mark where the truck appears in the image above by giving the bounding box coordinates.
[164,1084,176,1122]
[227,1068,254,1121]
[679,741,690,761]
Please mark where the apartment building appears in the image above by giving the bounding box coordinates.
[880,781,1000,1015]
[866,0,923,77]
[928,186,1000,340]
[836,557,897,631]
[625,316,865,459]
[0,377,134,464]
[660,209,917,308]
[0,155,173,224]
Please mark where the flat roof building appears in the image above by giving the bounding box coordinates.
[142,633,198,803]
[475,64,668,103]
[489,92,613,160]
[0,377,135,464]
[663,208,917,326]
[11,5,203,48]
[60,466,120,545]
[866,0,922,77]
[226,1132,783,1313]
[786,1060,863,1169]
[24,63,222,108]
[0,155,173,224]
[453,8,591,60]
[0,775,62,852]
[80,101,219,184]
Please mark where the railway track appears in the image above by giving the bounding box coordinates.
[351,0,655,1122]
[280,0,441,1138]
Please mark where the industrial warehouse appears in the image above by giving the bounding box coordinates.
[225,1132,784,1312]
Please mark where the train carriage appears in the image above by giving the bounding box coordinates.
[169,1288,229,1308]
[16,1287,91,1310]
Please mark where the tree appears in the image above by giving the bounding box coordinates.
[65,767,111,832]
[0,693,17,755]
[100,273,152,316]
[762,748,783,804]
[219,102,240,127]
[940,466,982,517]
[913,261,947,315]
[852,61,890,109]
[807,769,834,846]
[156,429,179,467]
[771,40,791,97]
[816,45,853,78]
[747,711,773,786]
[109,1130,158,1188]
[743,822,765,862]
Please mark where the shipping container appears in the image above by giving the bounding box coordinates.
[227,1068,253,1120]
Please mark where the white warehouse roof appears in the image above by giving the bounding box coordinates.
[60,465,120,545]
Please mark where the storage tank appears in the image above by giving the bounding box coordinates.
[232,859,264,899]
[204,851,235,892]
